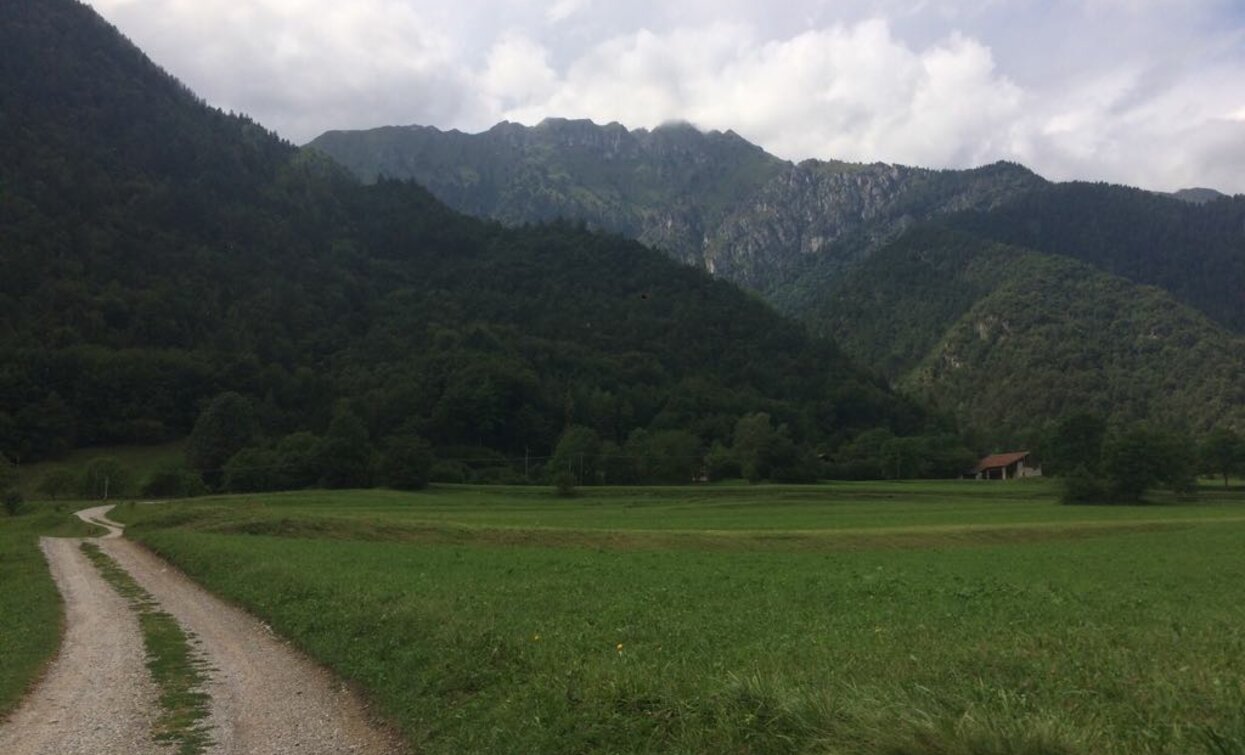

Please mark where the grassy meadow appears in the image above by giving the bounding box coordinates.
[109,481,1245,754]
[9,440,187,499]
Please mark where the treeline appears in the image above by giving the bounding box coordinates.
[1038,412,1245,503]
[185,396,975,494]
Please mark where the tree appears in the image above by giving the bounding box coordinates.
[77,457,132,500]
[378,434,434,491]
[1200,428,1243,488]
[273,431,322,489]
[317,405,373,489]
[0,452,17,492]
[704,441,739,481]
[223,447,282,493]
[553,470,577,498]
[15,392,76,460]
[186,392,259,489]
[598,440,634,485]
[140,462,206,498]
[733,413,779,483]
[1060,464,1107,504]
[38,468,78,500]
[1044,412,1107,476]
[1102,426,1196,502]
[637,429,702,484]
[551,425,602,485]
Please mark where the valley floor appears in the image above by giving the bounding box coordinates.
[5,481,1244,754]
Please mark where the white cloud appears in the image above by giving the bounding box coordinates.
[478,33,558,112]
[546,0,589,24]
[83,0,1245,192]
[493,20,1026,170]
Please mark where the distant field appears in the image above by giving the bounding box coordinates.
[114,482,1245,754]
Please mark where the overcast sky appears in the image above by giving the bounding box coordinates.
[87,0,1245,193]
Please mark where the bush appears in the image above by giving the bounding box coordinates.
[1060,465,1108,504]
[77,456,133,500]
[378,435,435,491]
[223,447,283,493]
[140,462,207,499]
[0,453,18,491]
[553,470,577,498]
[429,460,470,484]
[3,489,24,516]
[38,468,77,500]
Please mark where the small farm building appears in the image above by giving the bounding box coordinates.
[967,451,1041,480]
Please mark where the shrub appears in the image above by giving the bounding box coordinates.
[553,470,577,498]
[1061,465,1107,504]
[430,461,470,484]
[378,435,435,491]
[77,457,133,500]
[38,468,77,500]
[141,462,207,499]
[2,489,24,516]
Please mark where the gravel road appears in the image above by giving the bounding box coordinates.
[0,505,405,754]
[0,537,171,755]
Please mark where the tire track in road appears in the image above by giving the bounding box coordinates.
[1,504,405,754]
[0,535,172,755]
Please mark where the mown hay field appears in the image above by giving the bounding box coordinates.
[102,482,1245,754]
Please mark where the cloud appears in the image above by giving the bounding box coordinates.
[493,20,1026,170]
[89,0,482,136]
[546,0,589,24]
[84,0,1245,192]
[478,33,558,113]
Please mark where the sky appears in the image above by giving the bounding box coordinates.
[86,0,1245,193]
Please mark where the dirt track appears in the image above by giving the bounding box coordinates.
[0,505,403,754]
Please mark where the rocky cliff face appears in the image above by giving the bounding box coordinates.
[702,159,1044,289]
[307,120,1045,292]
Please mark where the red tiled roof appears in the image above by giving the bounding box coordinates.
[973,451,1030,473]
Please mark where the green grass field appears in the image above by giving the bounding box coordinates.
[110,482,1245,754]
[0,504,102,718]
[12,441,186,499]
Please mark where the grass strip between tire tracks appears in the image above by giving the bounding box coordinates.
[80,542,212,754]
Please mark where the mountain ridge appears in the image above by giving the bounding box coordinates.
[0,0,924,468]
[307,120,1046,290]
[308,118,1245,441]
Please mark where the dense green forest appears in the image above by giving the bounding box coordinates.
[815,229,1245,445]
[944,183,1245,332]
[0,0,944,489]
[309,110,1245,452]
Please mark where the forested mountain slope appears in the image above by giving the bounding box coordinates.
[819,229,1245,442]
[308,122,1045,291]
[308,119,1245,446]
[0,0,923,465]
[945,183,1245,332]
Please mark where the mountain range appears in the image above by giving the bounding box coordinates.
[309,120,1245,442]
[0,0,924,476]
[2,0,1242,479]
